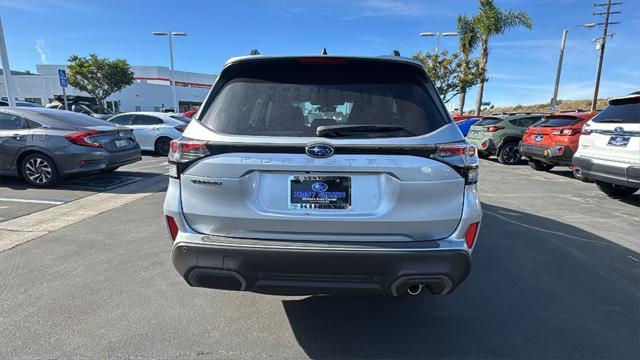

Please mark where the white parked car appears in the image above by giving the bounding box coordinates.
[573,93,640,197]
[107,112,188,155]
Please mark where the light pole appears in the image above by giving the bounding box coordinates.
[419,32,457,53]
[0,17,16,107]
[550,23,596,113]
[153,31,187,112]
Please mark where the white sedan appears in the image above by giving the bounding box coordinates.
[107,112,188,155]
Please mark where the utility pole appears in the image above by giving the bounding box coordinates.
[0,17,16,107]
[591,0,622,112]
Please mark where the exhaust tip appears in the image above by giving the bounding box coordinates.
[407,284,423,295]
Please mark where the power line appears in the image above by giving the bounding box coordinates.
[590,0,622,111]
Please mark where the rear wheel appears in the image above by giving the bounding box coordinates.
[497,143,521,165]
[477,151,491,159]
[20,153,60,187]
[595,181,638,197]
[528,159,554,171]
[154,137,172,156]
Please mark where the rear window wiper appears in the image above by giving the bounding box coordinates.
[316,124,414,138]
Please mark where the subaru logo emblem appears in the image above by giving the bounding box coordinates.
[614,127,624,133]
[305,143,334,158]
[311,182,329,192]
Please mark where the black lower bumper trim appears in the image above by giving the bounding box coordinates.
[173,240,471,296]
[573,156,640,187]
[519,143,574,165]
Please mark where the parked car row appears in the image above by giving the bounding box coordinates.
[460,93,639,197]
[0,107,190,186]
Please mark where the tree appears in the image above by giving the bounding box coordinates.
[456,14,480,115]
[67,54,135,105]
[413,50,484,104]
[473,0,533,115]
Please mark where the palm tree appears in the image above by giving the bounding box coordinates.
[456,14,480,115]
[473,0,533,115]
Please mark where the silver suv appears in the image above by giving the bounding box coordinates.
[163,54,482,296]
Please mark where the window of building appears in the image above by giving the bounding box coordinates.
[24,98,43,105]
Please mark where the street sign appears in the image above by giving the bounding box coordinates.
[58,69,68,88]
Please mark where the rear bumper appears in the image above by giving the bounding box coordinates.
[572,156,640,188]
[57,146,142,175]
[519,143,574,165]
[467,138,497,154]
[163,178,482,296]
[172,238,470,296]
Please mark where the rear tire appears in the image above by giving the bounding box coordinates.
[478,151,491,159]
[528,159,554,171]
[20,153,60,187]
[497,143,521,165]
[154,137,172,156]
[595,181,638,197]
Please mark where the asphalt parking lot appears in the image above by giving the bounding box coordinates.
[0,158,638,359]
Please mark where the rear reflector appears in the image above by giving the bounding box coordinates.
[166,215,179,241]
[465,222,479,249]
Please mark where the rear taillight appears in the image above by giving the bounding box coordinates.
[65,130,104,147]
[552,129,579,136]
[465,222,480,249]
[486,126,505,132]
[167,138,210,178]
[165,215,179,241]
[430,144,479,185]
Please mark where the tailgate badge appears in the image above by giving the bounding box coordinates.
[306,143,334,158]
[614,127,624,133]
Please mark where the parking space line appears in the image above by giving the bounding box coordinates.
[0,197,65,205]
[0,175,168,253]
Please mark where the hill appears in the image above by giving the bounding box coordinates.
[462,99,610,115]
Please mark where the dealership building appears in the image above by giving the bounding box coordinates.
[0,64,216,113]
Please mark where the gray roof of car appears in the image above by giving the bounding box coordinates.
[0,106,112,127]
[224,54,424,69]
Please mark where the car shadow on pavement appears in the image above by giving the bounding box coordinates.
[281,203,640,359]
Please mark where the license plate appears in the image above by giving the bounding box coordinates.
[289,175,351,209]
[115,139,128,148]
[534,134,544,142]
[607,136,630,147]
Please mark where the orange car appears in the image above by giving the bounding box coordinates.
[519,111,596,171]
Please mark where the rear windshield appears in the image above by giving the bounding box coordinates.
[593,98,640,123]
[199,61,447,138]
[536,116,580,127]
[30,110,114,129]
[475,117,502,126]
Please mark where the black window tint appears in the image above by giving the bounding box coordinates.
[593,101,640,124]
[476,117,502,126]
[199,61,447,138]
[523,117,543,127]
[0,113,25,130]
[133,115,163,125]
[26,119,42,128]
[110,114,134,125]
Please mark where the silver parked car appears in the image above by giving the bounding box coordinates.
[163,54,482,296]
[0,107,141,187]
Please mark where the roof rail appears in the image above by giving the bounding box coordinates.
[321,47,328,55]
[249,49,260,55]
[391,50,401,56]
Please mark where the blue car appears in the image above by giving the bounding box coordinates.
[457,117,481,136]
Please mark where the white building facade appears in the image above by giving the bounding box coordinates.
[0,64,216,113]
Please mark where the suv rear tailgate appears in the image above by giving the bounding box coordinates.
[180,152,464,242]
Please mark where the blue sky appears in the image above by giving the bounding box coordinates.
[1,0,639,108]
